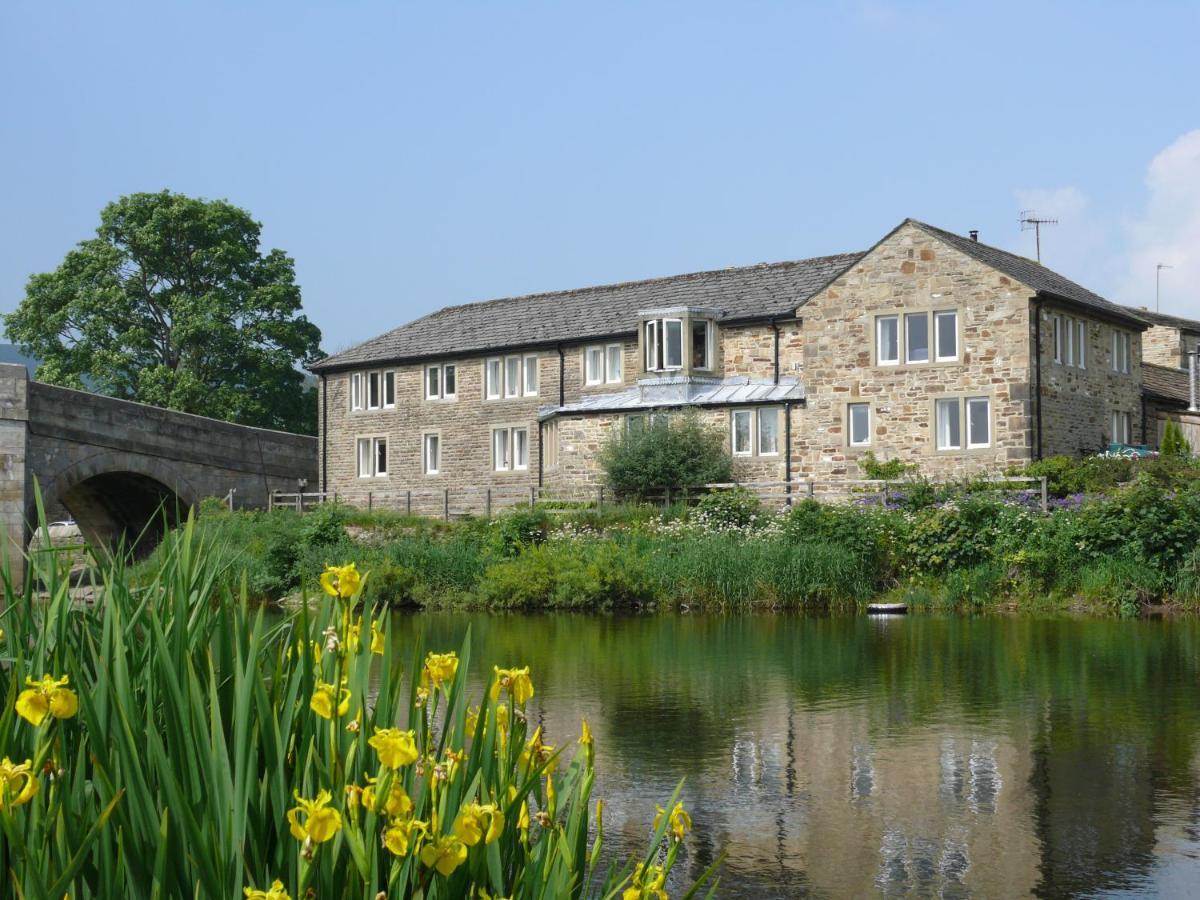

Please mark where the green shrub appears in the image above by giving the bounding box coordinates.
[782,501,902,577]
[477,541,653,609]
[859,450,917,481]
[690,487,763,529]
[904,496,1033,574]
[298,500,351,547]
[1161,419,1192,459]
[599,411,732,499]
[1015,455,1133,496]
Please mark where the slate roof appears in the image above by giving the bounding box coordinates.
[543,375,805,419]
[1143,362,1191,405]
[309,252,863,372]
[907,220,1149,329]
[1128,308,1200,334]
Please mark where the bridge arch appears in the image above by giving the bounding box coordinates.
[30,451,201,558]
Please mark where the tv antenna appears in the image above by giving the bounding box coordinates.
[1019,211,1057,263]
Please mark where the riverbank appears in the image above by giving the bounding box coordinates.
[148,457,1200,616]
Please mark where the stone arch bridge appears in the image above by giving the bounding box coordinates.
[0,364,317,581]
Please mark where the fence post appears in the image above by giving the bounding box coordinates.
[807,480,815,500]
[268,490,274,512]
[529,486,535,509]
[881,481,888,508]
[486,488,492,519]
[406,490,412,516]
[598,485,605,511]
[1040,476,1048,514]
[368,491,373,511]
[664,486,671,509]
[296,493,302,513]
[444,488,450,521]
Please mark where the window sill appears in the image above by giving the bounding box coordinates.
[871,358,962,372]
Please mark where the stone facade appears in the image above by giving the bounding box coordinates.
[1143,323,1200,370]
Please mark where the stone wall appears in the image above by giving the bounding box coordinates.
[793,223,1035,480]
[1142,324,1200,371]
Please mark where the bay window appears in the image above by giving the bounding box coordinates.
[643,318,684,372]
[691,320,712,370]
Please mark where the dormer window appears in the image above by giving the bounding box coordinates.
[640,307,720,375]
[644,318,683,372]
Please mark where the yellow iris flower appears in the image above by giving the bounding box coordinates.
[623,863,668,900]
[420,651,459,691]
[0,757,38,808]
[507,785,529,837]
[15,674,78,726]
[243,880,290,900]
[369,727,419,769]
[370,622,385,655]
[452,801,505,846]
[519,726,554,772]
[418,834,468,877]
[319,563,362,601]
[362,776,413,818]
[383,816,427,856]
[654,801,693,842]
[490,666,534,706]
[309,680,351,720]
[286,790,342,844]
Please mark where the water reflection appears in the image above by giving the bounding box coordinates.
[382,612,1200,898]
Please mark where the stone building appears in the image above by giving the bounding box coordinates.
[310,219,1151,505]
[1137,308,1200,370]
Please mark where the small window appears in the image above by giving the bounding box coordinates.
[444,364,456,398]
[425,366,440,400]
[1076,322,1086,369]
[350,373,363,411]
[486,358,502,399]
[374,437,388,476]
[493,427,511,471]
[664,319,683,369]
[505,357,520,398]
[934,311,958,361]
[356,436,387,478]
[544,420,559,469]
[757,407,780,455]
[585,346,604,385]
[644,321,659,371]
[1111,411,1131,444]
[367,371,381,409]
[1066,317,1076,367]
[423,433,440,475]
[877,316,899,365]
[935,398,961,451]
[848,403,870,447]
[356,437,371,478]
[383,371,395,407]
[731,409,752,455]
[966,398,991,448]
[606,344,623,383]
[523,356,538,396]
[691,320,711,369]
[1054,315,1063,364]
[513,428,529,470]
[905,313,929,364]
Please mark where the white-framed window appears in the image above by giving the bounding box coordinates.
[757,407,781,456]
[1112,330,1130,373]
[1076,320,1086,369]
[383,371,395,407]
[485,358,502,399]
[355,370,394,410]
[492,426,528,471]
[422,433,440,475]
[1053,315,1063,364]
[966,397,991,449]
[644,318,684,372]
[1066,317,1076,366]
[543,420,559,469]
[505,356,521,398]
[514,427,529,470]
[585,346,604,385]
[934,311,958,362]
[356,436,388,478]
[1111,411,1131,444]
[877,315,899,365]
[691,320,712,370]
[731,409,753,456]
[935,398,962,451]
[848,402,871,447]
[605,344,623,383]
[350,373,364,411]
[425,364,456,400]
[523,355,538,396]
[367,371,382,409]
[905,312,929,364]
[644,321,658,371]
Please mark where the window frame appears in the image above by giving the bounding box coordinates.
[731,409,753,456]
[1111,410,1131,444]
[1076,321,1086,369]
[848,402,871,448]
[350,373,364,411]
[543,419,559,469]
[757,406,781,457]
[513,427,529,471]
[355,435,389,478]
[644,321,659,371]
[1054,315,1063,364]
[504,356,521,399]
[523,355,538,397]
[485,358,502,400]
[935,397,962,451]
[367,371,382,410]
[663,318,683,370]
[605,344,623,383]
[966,397,991,449]
[691,320,712,371]
[934,311,958,362]
[905,312,930,364]
[584,346,604,386]
[422,432,440,476]
[876,315,900,366]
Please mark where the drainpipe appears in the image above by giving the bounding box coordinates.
[784,400,793,504]
[771,318,781,385]
[557,344,565,408]
[1033,297,1044,461]
[537,419,544,488]
[1190,350,1198,412]
[319,374,327,493]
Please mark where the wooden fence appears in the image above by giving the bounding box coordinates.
[268,476,1049,519]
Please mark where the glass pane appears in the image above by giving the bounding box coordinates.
[524,357,537,394]
[758,408,780,454]
[906,313,929,363]
[444,365,456,396]
[1076,324,1085,368]
[586,347,603,383]
[384,371,395,405]
[878,317,898,363]
[506,357,520,396]
[733,411,751,454]
[357,438,371,477]
[691,320,709,369]
[426,367,439,399]
[487,360,501,397]
[368,372,380,407]
[665,320,683,368]
[351,374,361,409]
[514,429,528,468]
[935,312,957,360]
[850,404,869,445]
[375,438,387,475]
[936,399,961,450]
[645,322,657,370]
[494,429,509,469]
[967,398,990,447]
[606,345,622,382]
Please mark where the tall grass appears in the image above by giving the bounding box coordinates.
[0,502,720,898]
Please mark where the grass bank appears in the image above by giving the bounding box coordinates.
[141,455,1200,616]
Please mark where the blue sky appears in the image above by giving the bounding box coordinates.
[2,1,1199,355]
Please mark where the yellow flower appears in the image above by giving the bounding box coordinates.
[419,833,468,877]
[654,801,692,842]
[286,790,342,844]
[15,675,78,726]
[319,563,362,601]
[309,681,351,720]
[243,880,290,900]
[519,726,554,772]
[465,705,480,736]
[362,776,413,818]
[495,703,509,737]
[420,652,459,691]
[369,727,419,769]
[623,863,667,900]
[490,666,534,706]
[507,785,529,836]
[370,622,385,655]
[579,719,592,747]
[0,757,38,808]
[452,801,504,846]
[383,816,426,856]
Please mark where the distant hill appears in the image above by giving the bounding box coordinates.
[0,344,38,374]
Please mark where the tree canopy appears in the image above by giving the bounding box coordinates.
[599,411,732,498]
[4,190,324,433]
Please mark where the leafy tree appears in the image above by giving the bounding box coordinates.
[4,190,324,433]
[599,411,732,499]
[1160,419,1192,460]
